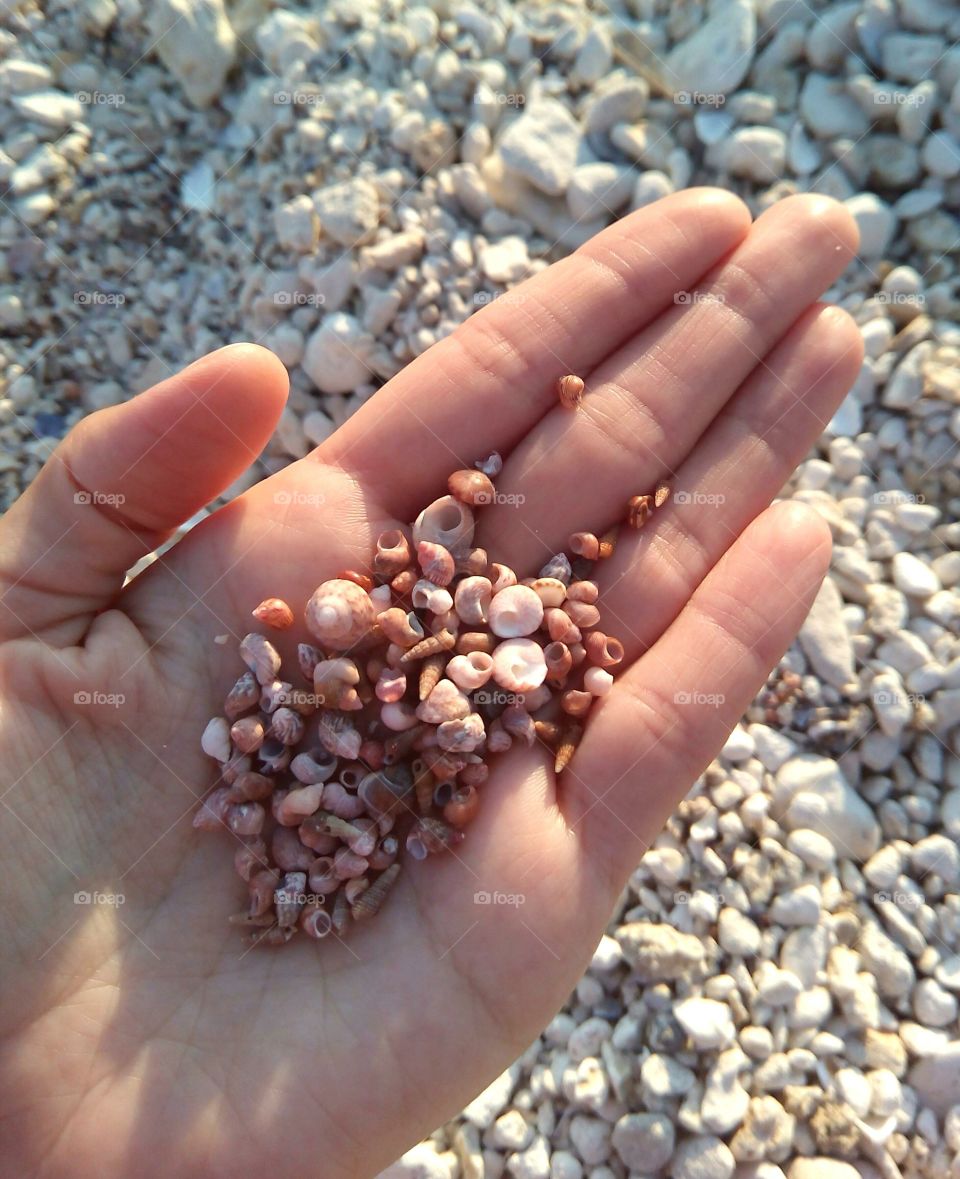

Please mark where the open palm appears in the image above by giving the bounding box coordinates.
[0,190,862,1179]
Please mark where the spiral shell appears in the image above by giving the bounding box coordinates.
[488,584,544,638]
[352,862,402,920]
[290,749,337,784]
[305,579,376,650]
[557,373,584,409]
[271,706,306,746]
[529,577,567,607]
[358,768,413,820]
[475,450,503,477]
[446,651,494,691]
[297,643,324,683]
[436,713,485,753]
[584,631,624,667]
[540,553,572,584]
[411,578,454,615]
[417,540,455,586]
[584,666,614,696]
[226,771,274,802]
[193,785,231,829]
[544,641,573,684]
[417,678,472,723]
[501,704,535,747]
[412,495,475,551]
[381,701,420,731]
[561,689,592,717]
[400,628,456,663]
[448,469,495,507]
[313,657,362,710]
[259,679,292,714]
[444,784,480,828]
[317,712,362,760]
[201,716,231,763]
[486,719,512,754]
[457,631,496,656]
[231,716,265,754]
[252,597,294,629]
[378,607,425,648]
[224,671,259,720]
[301,905,334,939]
[489,563,517,593]
[566,580,599,604]
[375,666,407,703]
[275,784,324,825]
[568,531,600,560]
[369,834,399,871]
[627,493,653,529]
[406,817,465,860]
[544,607,581,644]
[419,652,447,700]
[454,547,488,576]
[492,638,548,693]
[555,721,583,774]
[239,632,282,685]
[564,599,600,629]
[374,529,413,577]
[454,575,492,625]
[234,839,269,880]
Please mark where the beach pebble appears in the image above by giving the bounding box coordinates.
[844,193,896,257]
[314,178,380,246]
[777,756,880,861]
[302,314,372,394]
[797,577,856,690]
[147,0,235,107]
[664,0,757,97]
[611,1113,674,1172]
[674,998,736,1050]
[671,1134,735,1179]
[499,100,582,196]
[616,922,705,981]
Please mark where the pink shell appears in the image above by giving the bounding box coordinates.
[276,784,325,824]
[454,576,493,625]
[239,632,282,685]
[486,719,512,753]
[317,713,362,760]
[416,678,471,723]
[374,529,413,577]
[488,584,544,638]
[489,563,517,593]
[492,638,547,693]
[529,577,567,607]
[446,651,494,691]
[381,701,420,731]
[322,781,366,820]
[417,541,456,586]
[412,495,475,550]
[305,579,376,649]
[375,667,407,703]
[520,684,552,712]
[436,713,486,753]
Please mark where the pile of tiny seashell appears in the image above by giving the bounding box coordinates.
[195,377,669,947]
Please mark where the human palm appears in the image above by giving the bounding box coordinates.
[0,190,862,1178]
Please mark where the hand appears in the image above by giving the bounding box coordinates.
[0,189,861,1179]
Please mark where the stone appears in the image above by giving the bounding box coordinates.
[275,194,319,253]
[870,670,913,737]
[641,1053,696,1098]
[493,1111,534,1152]
[748,724,796,772]
[12,89,83,128]
[508,1135,550,1179]
[566,164,633,222]
[922,131,960,178]
[800,75,869,138]
[785,829,836,871]
[584,80,649,137]
[881,32,943,83]
[769,885,821,926]
[302,313,372,394]
[663,0,757,98]
[574,27,613,85]
[461,1065,518,1129]
[729,1096,795,1163]
[674,997,736,1050]
[723,127,787,182]
[786,1162,860,1179]
[671,1134,735,1179]
[776,756,880,861]
[914,979,958,1027]
[702,1049,750,1133]
[911,834,960,883]
[718,908,762,957]
[148,0,236,107]
[798,577,856,690]
[844,193,896,258]
[611,1113,674,1172]
[892,551,940,597]
[181,160,216,213]
[590,935,622,973]
[858,922,915,998]
[568,1115,611,1166]
[615,922,705,981]
[479,236,531,284]
[499,100,582,196]
[909,1042,960,1115]
[314,178,380,246]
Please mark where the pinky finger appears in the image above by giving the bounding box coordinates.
[565,501,832,892]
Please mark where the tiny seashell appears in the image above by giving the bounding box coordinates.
[416,678,472,723]
[383,725,424,764]
[252,597,295,629]
[374,529,413,577]
[301,905,334,939]
[260,679,293,714]
[390,568,418,598]
[529,577,567,608]
[534,719,563,746]
[224,671,260,720]
[321,781,367,821]
[332,888,351,935]
[334,846,369,880]
[584,666,615,696]
[454,575,493,625]
[557,373,585,409]
[378,607,425,648]
[297,643,324,683]
[248,868,280,917]
[226,770,274,803]
[243,923,297,948]
[193,785,231,830]
[627,493,654,529]
[411,578,454,615]
[381,700,420,731]
[566,580,599,604]
[285,687,320,716]
[345,817,379,858]
[234,839,269,881]
[564,599,601,629]
[276,784,325,825]
[338,569,374,592]
[412,495,475,551]
[413,760,436,814]
[521,684,552,712]
[352,862,402,920]
[358,739,385,770]
[569,642,587,666]
[492,638,548,693]
[358,768,414,820]
[436,713,486,753]
[489,563,517,593]
[239,632,282,685]
[271,706,305,746]
[290,749,338,784]
[444,785,480,828]
[423,749,467,782]
[317,712,362,760]
[305,579,377,650]
[544,641,573,684]
[220,751,252,785]
[654,480,671,508]
[554,721,583,774]
[448,469,495,507]
[488,584,544,638]
[369,834,399,871]
[201,716,232,763]
[486,719,512,754]
[298,817,338,854]
[569,532,600,561]
[561,689,593,718]
[313,657,362,710]
[475,450,503,477]
[597,527,618,559]
[417,540,456,586]
[454,547,488,576]
[430,608,460,636]
[446,651,494,691]
[345,877,369,905]
[400,628,456,663]
[375,666,407,703]
[230,715,265,754]
[456,631,496,656]
[368,584,392,610]
[309,856,339,894]
[227,802,265,836]
[540,553,572,584]
[275,871,307,927]
[405,817,465,860]
[271,826,315,871]
[419,652,447,700]
[585,632,625,667]
[501,704,535,747]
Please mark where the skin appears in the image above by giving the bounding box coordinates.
[0,189,863,1179]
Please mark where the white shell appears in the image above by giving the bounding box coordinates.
[488,584,544,637]
[492,638,548,693]
[584,666,614,696]
[412,495,475,550]
[446,652,494,691]
[454,576,493,625]
[201,716,231,762]
[416,678,472,723]
[381,701,420,731]
[411,578,454,615]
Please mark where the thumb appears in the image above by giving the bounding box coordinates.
[0,343,288,646]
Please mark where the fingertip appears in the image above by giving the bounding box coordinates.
[184,342,290,410]
[764,499,833,568]
[680,185,753,233]
[768,192,861,259]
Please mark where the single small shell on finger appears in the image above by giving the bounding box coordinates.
[557,373,585,409]
[252,597,295,629]
[374,529,413,577]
